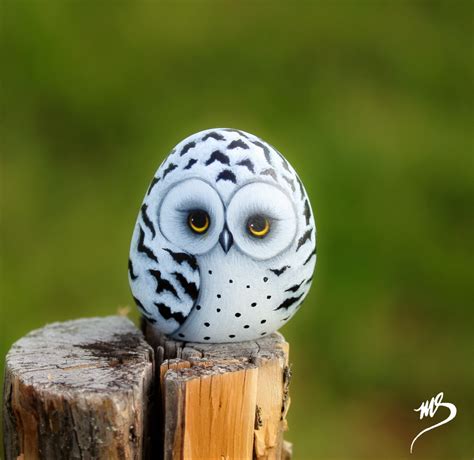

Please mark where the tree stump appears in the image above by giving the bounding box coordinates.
[3,317,293,460]
[3,317,154,460]
[144,322,292,460]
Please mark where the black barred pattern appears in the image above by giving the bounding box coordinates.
[205,150,230,166]
[149,269,179,299]
[303,248,316,265]
[283,175,295,192]
[222,128,250,138]
[184,158,197,170]
[251,140,272,165]
[164,248,198,271]
[285,279,306,293]
[162,163,177,179]
[296,175,305,199]
[303,200,311,226]
[128,258,138,280]
[137,227,158,262]
[154,302,186,325]
[228,139,249,150]
[133,296,145,310]
[217,169,237,184]
[236,159,255,173]
[274,293,304,311]
[305,276,314,285]
[141,204,156,239]
[270,265,290,276]
[260,168,278,181]
[147,176,159,196]
[180,141,196,156]
[296,228,312,252]
[202,132,225,141]
[173,272,198,300]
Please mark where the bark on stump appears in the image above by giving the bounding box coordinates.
[3,317,154,460]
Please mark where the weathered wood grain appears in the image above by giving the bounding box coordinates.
[3,316,154,460]
[143,322,292,460]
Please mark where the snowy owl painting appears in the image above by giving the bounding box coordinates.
[128,128,316,343]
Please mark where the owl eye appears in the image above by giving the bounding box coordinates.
[246,214,271,238]
[188,210,210,234]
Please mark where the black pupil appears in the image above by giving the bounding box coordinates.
[248,215,267,232]
[190,210,208,229]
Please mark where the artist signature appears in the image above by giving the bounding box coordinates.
[410,392,457,454]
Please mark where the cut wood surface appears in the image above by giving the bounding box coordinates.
[3,316,154,460]
[144,322,292,460]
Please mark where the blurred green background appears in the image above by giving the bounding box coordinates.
[1,1,473,458]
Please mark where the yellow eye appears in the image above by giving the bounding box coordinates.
[188,210,210,234]
[247,214,271,238]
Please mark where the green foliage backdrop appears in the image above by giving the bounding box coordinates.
[1,2,473,458]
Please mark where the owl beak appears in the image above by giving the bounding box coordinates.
[219,226,234,253]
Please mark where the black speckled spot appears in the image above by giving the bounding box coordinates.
[244,325,250,329]
[216,308,221,312]
[204,336,210,340]
[178,333,185,338]
[196,305,201,310]
[261,319,266,324]
[251,302,257,307]
[208,270,213,275]
[229,334,235,338]
[246,285,250,288]
[217,294,221,298]
[204,322,210,327]
[229,279,233,283]
[263,277,268,282]
[261,332,267,336]
[267,295,272,299]
[235,312,241,318]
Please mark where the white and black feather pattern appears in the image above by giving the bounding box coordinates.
[129,128,316,342]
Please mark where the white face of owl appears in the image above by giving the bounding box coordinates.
[129,128,316,343]
[158,179,297,261]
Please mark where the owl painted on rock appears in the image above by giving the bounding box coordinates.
[129,128,316,343]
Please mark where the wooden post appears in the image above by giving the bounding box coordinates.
[2,317,154,460]
[3,317,293,459]
[144,322,292,460]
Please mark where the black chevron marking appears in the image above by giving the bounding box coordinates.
[303,248,316,265]
[180,141,196,156]
[274,293,304,311]
[296,175,305,199]
[173,272,198,300]
[285,279,306,293]
[305,276,314,285]
[303,200,311,226]
[149,269,179,299]
[251,140,272,165]
[261,168,278,181]
[147,176,160,195]
[133,296,145,310]
[163,248,198,271]
[202,131,225,141]
[128,258,138,280]
[141,204,156,239]
[271,144,291,172]
[270,265,290,276]
[205,150,230,166]
[228,139,249,150]
[283,175,296,192]
[162,163,177,179]
[137,227,158,262]
[296,228,313,252]
[236,159,255,173]
[222,128,250,139]
[216,169,237,184]
[184,158,197,170]
[154,302,186,325]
